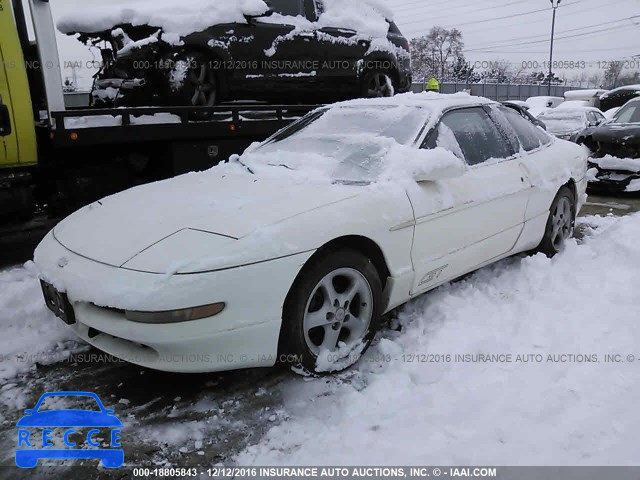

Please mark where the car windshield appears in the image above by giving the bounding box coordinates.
[538,111,585,133]
[247,105,430,182]
[611,102,640,123]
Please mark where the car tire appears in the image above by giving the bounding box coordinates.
[165,52,219,114]
[361,69,395,98]
[280,249,383,375]
[537,186,576,257]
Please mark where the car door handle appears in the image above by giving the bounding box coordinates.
[298,32,315,39]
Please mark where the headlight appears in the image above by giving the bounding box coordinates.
[125,303,226,324]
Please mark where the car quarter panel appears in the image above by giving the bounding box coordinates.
[518,139,588,221]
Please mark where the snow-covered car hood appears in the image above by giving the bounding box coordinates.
[53,170,357,269]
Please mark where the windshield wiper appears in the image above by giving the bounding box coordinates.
[267,163,295,170]
[234,157,254,175]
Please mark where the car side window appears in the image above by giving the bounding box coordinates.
[426,107,514,166]
[496,105,550,151]
[266,0,305,17]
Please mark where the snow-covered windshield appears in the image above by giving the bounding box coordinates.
[244,105,430,182]
[537,111,586,133]
[612,102,640,124]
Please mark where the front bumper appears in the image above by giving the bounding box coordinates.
[587,161,640,194]
[34,231,314,373]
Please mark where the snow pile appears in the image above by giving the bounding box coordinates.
[57,0,269,40]
[58,0,398,50]
[318,0,392,38]
[237,213,640,466]
[0,263,82,382]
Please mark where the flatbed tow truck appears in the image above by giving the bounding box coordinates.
[0,0,316,221]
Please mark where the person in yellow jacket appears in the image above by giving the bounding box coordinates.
[425,77,440,92]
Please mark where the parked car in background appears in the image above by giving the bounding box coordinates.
[526,96,564,117]
[584,98,640,193]
[58,0,412,107]
[564,89,608,108]
[599,85,640,112]
[34,93,587,376]
[537,107,606,142]
[502,101,547,130]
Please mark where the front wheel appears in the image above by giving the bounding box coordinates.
[537,186,576,257]
[280,249,383,375]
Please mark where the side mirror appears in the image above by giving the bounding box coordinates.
[413,158,466,182]
[0,104,12,137]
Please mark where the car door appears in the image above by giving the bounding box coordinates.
[408,106,531,295]
[491,104,568,223]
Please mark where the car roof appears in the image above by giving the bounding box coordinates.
[330,92,496,111]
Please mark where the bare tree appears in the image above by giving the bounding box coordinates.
[604,61,624,88]
[410,27,464,81]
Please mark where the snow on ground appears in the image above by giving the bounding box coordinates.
[237,213,640,466]
[0,262,82,386]
[3,212,640,465]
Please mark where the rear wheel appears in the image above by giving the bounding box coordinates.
[280,249,383,375]
[361,70,395,98]
[537,186,576,257]
[165,52,219,111]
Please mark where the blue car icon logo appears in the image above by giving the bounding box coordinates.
[16,391,124,469]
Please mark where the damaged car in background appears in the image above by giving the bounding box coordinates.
[537,106,606,142]
[584,98,640,193]
[57,0,412,107]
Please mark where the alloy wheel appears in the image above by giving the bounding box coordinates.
[551,196,573,251]
[366,73,394,98]
[302,268,374,356]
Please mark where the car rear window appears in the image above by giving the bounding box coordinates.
[498,105,551,151]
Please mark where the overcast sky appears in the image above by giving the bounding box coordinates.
[48,0,640,88]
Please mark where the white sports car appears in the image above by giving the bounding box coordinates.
[34,93,588,375]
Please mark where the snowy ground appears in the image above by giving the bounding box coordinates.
[1,198,640,474]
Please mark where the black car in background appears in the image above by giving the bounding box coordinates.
[599,85,640,112]
[584,98,640,193]
[63,0,412,106]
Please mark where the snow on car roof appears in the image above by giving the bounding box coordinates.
[57,0,394,40]
[564,89,608,99]
[600,85,640,98]
[57,0,269,36]
[330,91,496,111]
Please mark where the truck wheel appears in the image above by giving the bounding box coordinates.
[361,70,395,98]
[166,53,219,109]
[280,249,383,375]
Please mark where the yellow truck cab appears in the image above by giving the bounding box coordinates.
[1,0,39,216]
